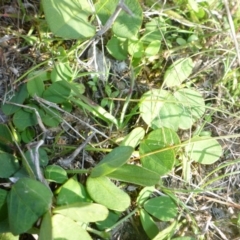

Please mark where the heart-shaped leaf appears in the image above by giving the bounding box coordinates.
[13,109,38,130]
[144,196,177,221]
[44,165,68,184]
[139,89,182,131]
[57,177,89,206]
[0,153,20,178]
[164,58,193,87]
[43,81,71,103]
[145,40,161,56]
[136,186,155,206]
[2,84,28,116]
[107,36,128,60]
[139,88,205,131]
[27,71,45,97]
[139,128,180,176]
[7,178,52,235]
[42,0,95,39]
[174,88,205,129]
[185,137,222,164]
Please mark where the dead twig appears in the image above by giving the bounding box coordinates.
[4,101,49,186]
[57,132,96,168]
[33,95,109,139]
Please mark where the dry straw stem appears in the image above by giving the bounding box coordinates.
[223,0,240,66]
[33,95,109,139]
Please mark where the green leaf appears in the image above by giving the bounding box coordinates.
[0,189,8,222]
[0,124,13,152]
[141,17,165,43]
[136,186,155,206]
[61,101,73,112]
[174,88,205,129]
[95,0,116,25]
[41,107,61,127]
[13,109,38,130]
[0,219,11,234]
[28,70,50,82]
[185,137,222,164]
[107,164,160,186]
[140,140,174,176]
[139,89,182,131]
[176,37,187,45]
[51,62,73,82]
[0,189,7,208]
[188,0,199,12]
[72,97,119,126]
[140,209,159,239]
[188,34,199,43]
[54,202,108,223]
[113,0,142,39]
[1,84,28,115]
[162,9,195,33]
[95,0,143,39]
[21,128,35,143]
[44,165,68,183]
[56,46,68,63]
[39,210,52,240]
[86,176,130,211]
[0,152,20,178]
[144,196,178,221]
[95,211,119,231]
[11,168,31,180]
[52,214,92,240]
[139,128,180,175]
[69,82,85,96]
[153,220,179,240]
[139,88,205,131]
[27,72,45,97]
[7,178,53,235]
[164,58,194,87]
[195,7,205,19]
[90,146,133,178]
[106,36,128,60]
[120,127,145,148]
[0,124,12,144]
[57,177,89,206]
[145,40,161,56]
[128,40,144,58]
[43,81,71,103]
[0,233,19,240]
[42,0,95,39]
